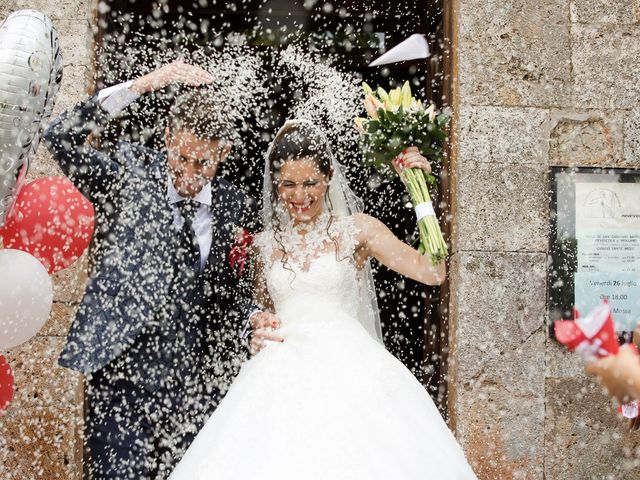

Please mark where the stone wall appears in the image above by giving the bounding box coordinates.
[449,0,640,479]
[0,1,94,478]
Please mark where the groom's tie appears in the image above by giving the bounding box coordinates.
[176,199,201,275]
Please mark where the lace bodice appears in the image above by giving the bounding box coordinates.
[254,214,364,319]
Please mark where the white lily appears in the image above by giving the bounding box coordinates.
[364,94,383,120]
[425,103,437,122]
[401,81,413,109]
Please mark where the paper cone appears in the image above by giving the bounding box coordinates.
[369,34,430,67]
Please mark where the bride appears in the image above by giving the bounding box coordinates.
[169,120,477,479]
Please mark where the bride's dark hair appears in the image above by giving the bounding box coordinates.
[268,122,338,274]
[268,122,333,179]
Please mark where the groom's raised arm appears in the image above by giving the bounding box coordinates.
[43,92,128,205]
[44,60,215,204]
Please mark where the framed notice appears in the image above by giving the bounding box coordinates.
[549,167,640,334]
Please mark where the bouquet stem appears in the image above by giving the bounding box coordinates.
[401,167,448,265]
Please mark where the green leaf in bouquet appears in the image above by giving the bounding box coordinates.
[388,135,404,151]
[424,173,437,187]
[436,113,449,128]
[364,119,380,135]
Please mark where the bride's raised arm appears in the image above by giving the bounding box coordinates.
[353,147,446,286]
[354,213,446,286]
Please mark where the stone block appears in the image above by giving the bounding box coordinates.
[27,147,65,181]
[459,0,571,107]
[54,65,92,116]
[56,20,93,67]
[453,162,548,252]
[545,377,640,479]
[570,0,640,25]
[549,109,625,167]
[623,108,640,167]
[52,252,89,303]
[448,252,547,384]
[0,404,83,480]
[572,24,640,110]
[453,381,545,480]
[3,336,82,407]
[458,106,550,165]
[545,340,585,378]
[40,302,78,337]
[0,0,91,21]
[448,252,547,478]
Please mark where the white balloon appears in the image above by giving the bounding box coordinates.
[0,249,53,351]
[0,10,63,226]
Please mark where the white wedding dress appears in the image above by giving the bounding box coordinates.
[170,215,476,479]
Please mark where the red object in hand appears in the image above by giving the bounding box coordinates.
[229,228,253,278]
[0,355,14,415]
[556,303,640,419]
[0,176,95,274]
[554,301,619,359]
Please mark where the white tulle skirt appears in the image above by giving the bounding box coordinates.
[169,305,477,479]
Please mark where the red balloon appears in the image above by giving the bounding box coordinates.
[0,176,95,273]
[0,355,13,415]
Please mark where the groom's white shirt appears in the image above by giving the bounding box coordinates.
[98,80,139,115]
[167,180,214,272]
[99,81,214,272]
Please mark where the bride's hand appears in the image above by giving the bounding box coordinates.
[391,147,433,179]
[249,311,284,355]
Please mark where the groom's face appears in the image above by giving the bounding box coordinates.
[165,127,232,198]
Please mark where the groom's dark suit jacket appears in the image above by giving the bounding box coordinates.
[43,96,257,387]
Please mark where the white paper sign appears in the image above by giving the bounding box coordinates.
[574,182,640,330]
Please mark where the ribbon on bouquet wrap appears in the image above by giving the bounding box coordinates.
[554,301,640,418]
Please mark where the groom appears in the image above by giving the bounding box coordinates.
[44,61,263,479]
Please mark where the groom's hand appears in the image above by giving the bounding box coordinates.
[130,60,215,95]
[249,311,284,355]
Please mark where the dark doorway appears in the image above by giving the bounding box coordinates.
[95,0,452,410]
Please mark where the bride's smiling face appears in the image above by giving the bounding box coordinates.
[277,158,330,223]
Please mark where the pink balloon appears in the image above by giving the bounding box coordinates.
[0,176,95,273]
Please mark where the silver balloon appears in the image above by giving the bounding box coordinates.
[0,10,63,227]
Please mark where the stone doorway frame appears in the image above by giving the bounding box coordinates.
[90,0,460,415]
[422,0,458,419]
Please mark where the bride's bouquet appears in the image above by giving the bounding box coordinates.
[354,81,449,264]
